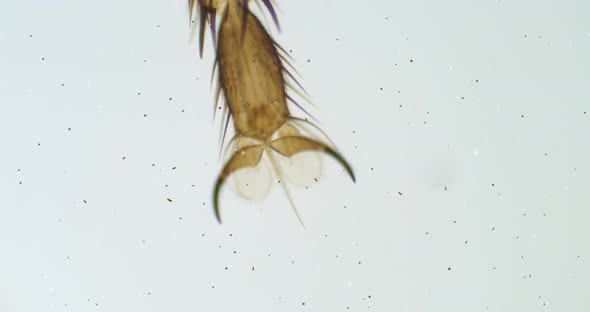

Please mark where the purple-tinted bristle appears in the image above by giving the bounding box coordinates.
[220,110,231,150]
[209,10,217,48]
[284,68,308,95]
[261,0,280,30]
[286,94,315,120]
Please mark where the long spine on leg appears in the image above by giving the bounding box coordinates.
[264,145,305,227]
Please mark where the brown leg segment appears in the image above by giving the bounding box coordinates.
[213,144,264,223]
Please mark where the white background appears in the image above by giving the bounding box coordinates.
[0,0,588,311]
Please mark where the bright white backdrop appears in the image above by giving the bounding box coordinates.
[0,0,588,311]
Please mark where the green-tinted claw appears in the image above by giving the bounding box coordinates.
[269,135,356,183]
[211,144,264,223]
[324,147,356,183]
[212,176,225,224]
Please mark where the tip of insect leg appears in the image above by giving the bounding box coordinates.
[349,170,357,183]
[213,176,224,224]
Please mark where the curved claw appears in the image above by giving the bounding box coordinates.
[212,176,224,223]
[269,135,356,183]
[212,144,264,223]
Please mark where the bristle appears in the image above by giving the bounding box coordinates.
[260,0,280,30]
[286,94,316,121]
[188,0,196,25]
[286,82,316,108]
[289,116,336,148]
[198,8,208,58]
[209,10,217,49]
[213,83,222,121]
[219,108,231,159]
[210,60,218,88]
[283,68,308,96]
[265,145,305,226]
